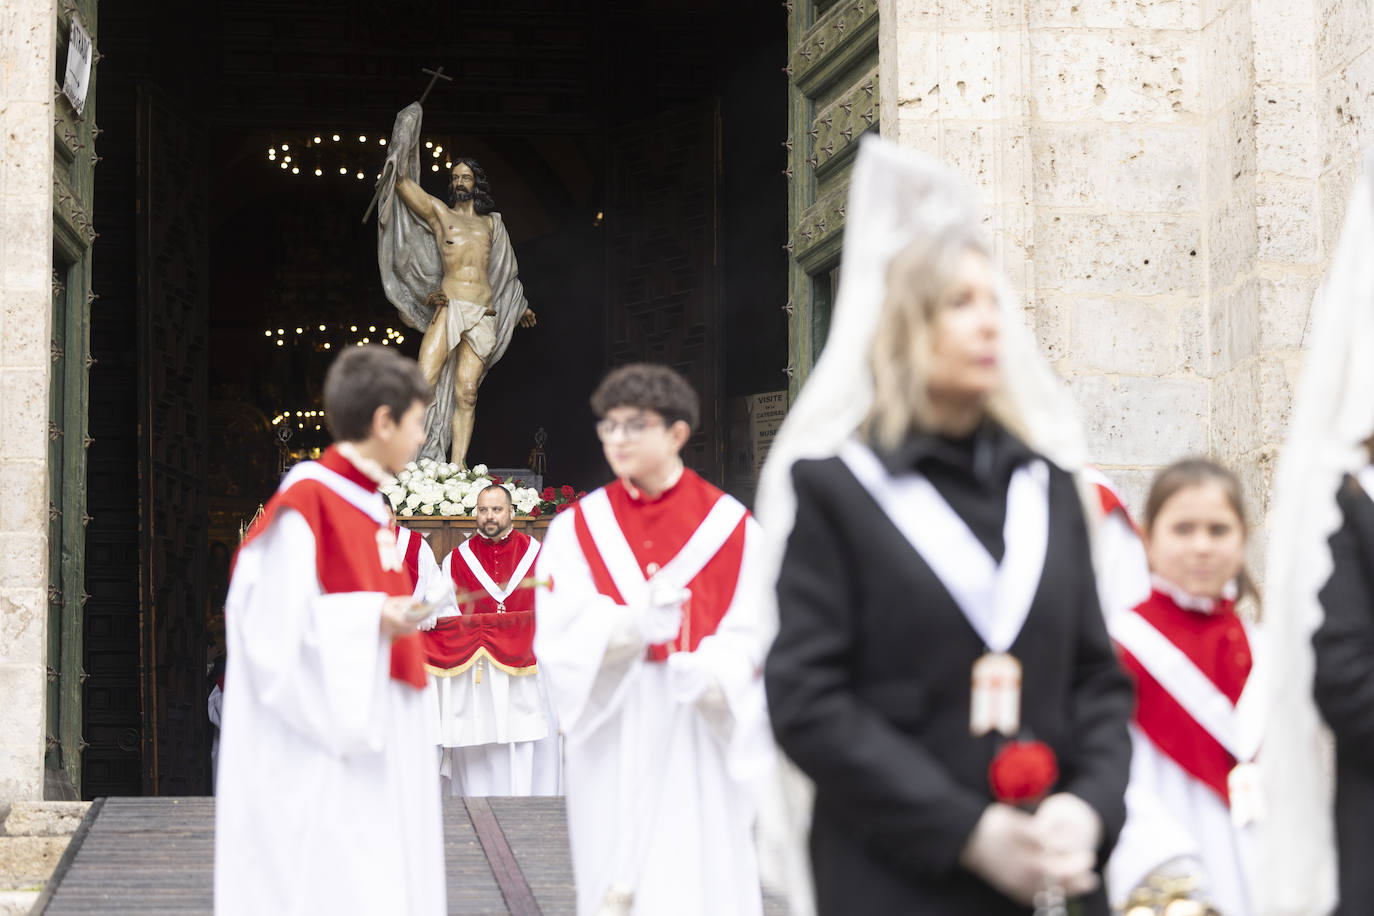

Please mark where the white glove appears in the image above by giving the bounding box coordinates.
[959,803,1046,905]
[417,613,437,632]
[667,651,715,703]
[1032,793,1102,898]
[637,583,689,645]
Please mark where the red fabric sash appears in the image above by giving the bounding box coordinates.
[1117,590,1251,801]
[569,474,746,661]
[238,446,427,688]
[422,611,538,673]
[397,526,425,592]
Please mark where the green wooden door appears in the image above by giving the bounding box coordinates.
[784,0,880,395]
[48,0,98,797]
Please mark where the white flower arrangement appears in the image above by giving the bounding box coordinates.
[383,459,540,518]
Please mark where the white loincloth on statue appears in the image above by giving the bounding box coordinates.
[443,298,497,364]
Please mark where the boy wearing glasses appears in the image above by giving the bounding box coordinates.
[534,364,773,915]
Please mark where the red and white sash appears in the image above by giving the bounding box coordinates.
[277,459,390,526]
[577,486,747,608]
[1111,609,1266,766]
[838,439,1049,654]
[452,535,541,611]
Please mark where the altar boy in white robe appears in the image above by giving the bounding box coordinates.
[215,345,445,915]
[535,363,774,916]
[420,483,561,796]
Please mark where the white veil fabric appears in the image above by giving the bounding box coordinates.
[751,136,1090,914]
[1253,159,1374,916]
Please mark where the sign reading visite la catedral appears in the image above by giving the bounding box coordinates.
[62,13,93,116]
[749,391,788,478]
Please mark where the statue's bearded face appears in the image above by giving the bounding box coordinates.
[450,164,476,203]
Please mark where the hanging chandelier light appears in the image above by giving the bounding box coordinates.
[265,132,454,181]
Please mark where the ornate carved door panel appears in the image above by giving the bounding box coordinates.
[785,0,879,393]
[605,105,723,482]
[136,87,210,795]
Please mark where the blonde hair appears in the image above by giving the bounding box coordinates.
[861,229,1024,451]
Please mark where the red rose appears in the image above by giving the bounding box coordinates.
[988,740,1058,807]
[541,487,555,500]
[576,490,587,500]
[491,475,503,484]
[529,506,542,518]
[556,502,574,513]
[561,484,576,498]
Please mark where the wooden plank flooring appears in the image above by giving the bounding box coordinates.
[37,796,575,914]
[36,795,785,914]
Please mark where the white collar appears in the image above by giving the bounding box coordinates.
[1151,573,1238,614]
[336,441,395,488]
[621,460,685,501]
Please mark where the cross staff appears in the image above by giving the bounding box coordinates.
[361,66,454,224]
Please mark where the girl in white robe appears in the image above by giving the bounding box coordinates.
[1107,460,1263,916]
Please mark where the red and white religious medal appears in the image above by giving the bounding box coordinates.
[970,651,1023,737]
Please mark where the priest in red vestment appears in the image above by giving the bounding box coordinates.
[420,483,560,795]
[215,346,445,914]
[535,364,774,916]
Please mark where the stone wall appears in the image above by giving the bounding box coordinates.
[0,0,56,808]
[882,0,1374,571]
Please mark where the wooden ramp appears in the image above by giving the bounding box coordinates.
[31,796,576,914]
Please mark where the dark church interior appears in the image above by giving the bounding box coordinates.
[83,0,786,798]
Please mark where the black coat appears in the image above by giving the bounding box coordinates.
[1314,477,1374,915]
[765,445,1133,915]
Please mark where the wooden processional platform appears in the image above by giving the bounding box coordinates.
[30,796,576,914]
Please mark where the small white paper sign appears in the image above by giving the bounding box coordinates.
[62,14,93,117]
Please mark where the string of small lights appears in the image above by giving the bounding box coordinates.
[263,324,407,350]
[266,133,456,179]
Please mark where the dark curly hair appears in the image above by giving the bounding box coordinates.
[590,363,700,431]
[447,157,495,215]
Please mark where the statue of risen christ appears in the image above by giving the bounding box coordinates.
[376,102,535,468]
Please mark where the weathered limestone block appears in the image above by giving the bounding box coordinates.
[1316,0,1374,77]
[1031,296,1069,365]
[1067,297,1179,376]
[0,195,50,297]
[0,837,69,890]
[1031,124,1201,211]
[1200,1,1254,115]
[1258,272,1318,351]
[1319,49,1374,176]
[1069,375,1209,466]
[1202,99,1255,201]
[936,32,1021,121]
[3,801,90,838]
[1029,31,1198,123]
[0,288,46,368]
[0,369,46,461]
[0,590,43,669]
[1207,192,1259,291]
[0,462,43,533]
[0,102,53,202]
[0,535,44,592]
[1208,277,1261,375]
[0,701,42,803]
[1252,0,1315,83]
[1028,0,1198,31]
[1255,86,1325,180]
[1257,177,1321,263]
[1036,210,1202,296]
